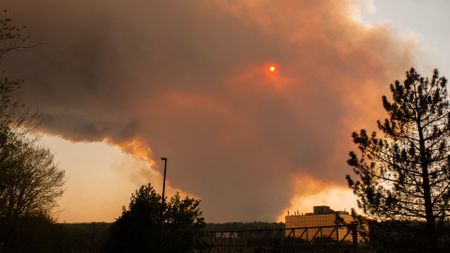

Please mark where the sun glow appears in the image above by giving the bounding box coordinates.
[266,64,278,74]
[264,63,279,77]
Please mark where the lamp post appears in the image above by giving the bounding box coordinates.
[161,157,168,212]
[159,157,168,250]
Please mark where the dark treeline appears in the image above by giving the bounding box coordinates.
[0,220,284,253]
[0,218,109,253]
[2,219,450,253]
[366,220,450,253]
[204,221,284,231]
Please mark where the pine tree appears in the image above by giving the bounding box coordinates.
[347,68,449,252]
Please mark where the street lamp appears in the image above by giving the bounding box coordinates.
[159,157,168,249]
[161,157,168,210]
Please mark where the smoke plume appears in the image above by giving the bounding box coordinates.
[3,0,414,221]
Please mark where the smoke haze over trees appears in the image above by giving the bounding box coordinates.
[0,0,420,222]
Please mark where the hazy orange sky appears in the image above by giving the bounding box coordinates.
[2,0,450,222]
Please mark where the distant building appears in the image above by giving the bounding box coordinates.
[285,206,357,242]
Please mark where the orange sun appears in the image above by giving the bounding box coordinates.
[269,65,276,72]
[264,63,279,77]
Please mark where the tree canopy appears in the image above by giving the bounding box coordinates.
[347,68,449,252]
[0,132,64,218]
[106,183,205,253]
[0,11,64,219]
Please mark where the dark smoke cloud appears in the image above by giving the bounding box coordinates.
[2,0,413,221]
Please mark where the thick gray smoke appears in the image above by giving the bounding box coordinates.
[2,0,413,221]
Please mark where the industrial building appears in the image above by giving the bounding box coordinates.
[285,206,357,242]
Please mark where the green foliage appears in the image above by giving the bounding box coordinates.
[106,184,205,253]
[347,68,450,251]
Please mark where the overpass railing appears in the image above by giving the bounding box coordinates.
[194,224,362,252]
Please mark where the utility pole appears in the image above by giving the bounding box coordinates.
[159,157,168,250]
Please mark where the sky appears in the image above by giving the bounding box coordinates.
[1,0,449,223]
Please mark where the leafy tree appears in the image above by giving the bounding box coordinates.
[0,11,65,253]
[0,11,64,219]
[346,68,449,252]
[106,184,205,253]
[164,193,205,252]
[0,133,65,218]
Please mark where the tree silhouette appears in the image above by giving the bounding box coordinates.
[0,132,65,218]
[0,12,65,253]
[0,11,64,219]
[347,68,449,252]
[106,183,205,253]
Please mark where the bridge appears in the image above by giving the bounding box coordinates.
[194,224,365,252]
